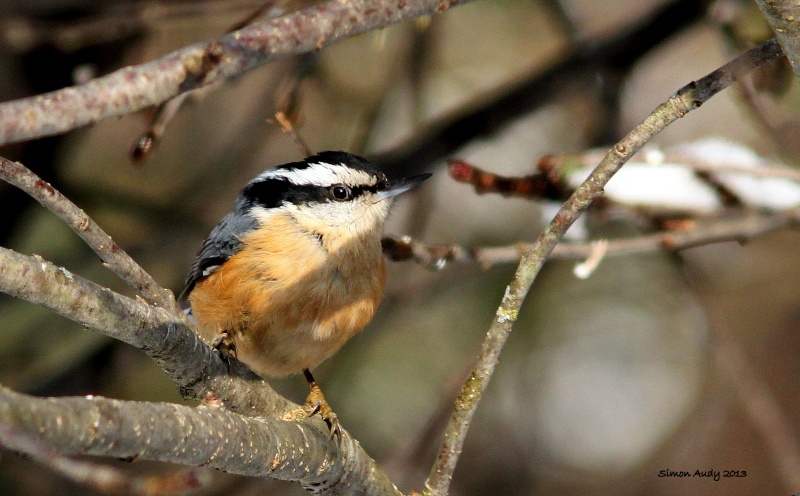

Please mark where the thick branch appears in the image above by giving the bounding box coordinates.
[0,249,404,492]
[0,0,473,145]
[755,0,800,81]
[424,38,785,496]
[0,246,294,418]
[0,387,400,495]
[0,423,211,495]
[0,157,182,314]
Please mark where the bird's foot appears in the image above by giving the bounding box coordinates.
[301,369,341,439]
[211,331,237,372]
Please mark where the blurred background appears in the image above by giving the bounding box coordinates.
[1,0,799,494]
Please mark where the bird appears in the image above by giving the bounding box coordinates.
[181,151,431,432]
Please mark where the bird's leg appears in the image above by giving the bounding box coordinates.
[302,368,340,439]
[211,331,237,372]
[210,331,237,356]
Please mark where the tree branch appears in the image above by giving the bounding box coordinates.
[0,157,182,315]
[0,422,211,496]
[423,38,785,496]
[383,210,799,269]
[755,0,800,81]
[0,246,406,491]
[0,386,400,495]
[0,246,295,419]
[0,0,473,146]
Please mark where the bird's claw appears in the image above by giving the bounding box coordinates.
[304,391,341,440]
[301,369,341,440]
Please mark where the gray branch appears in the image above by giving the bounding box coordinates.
[0,157,181,314]
[0,0,473,145]
[0,246,404,492]
[0,246,295,418]
[0,386,400,495]
[755,0,800,81]
[423,38,785,496]
[382,210,799,268]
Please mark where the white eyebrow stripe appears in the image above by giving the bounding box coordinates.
[254,162,377,187]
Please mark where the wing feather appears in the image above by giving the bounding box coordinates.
[180,211,258,304]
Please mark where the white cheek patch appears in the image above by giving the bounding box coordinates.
[248,205,279,226]
[255,162,377,187]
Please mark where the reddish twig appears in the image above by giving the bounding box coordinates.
[130,92,193,163]
[451,145,800,213]
[448,158,572,200]
[273,111,313,158]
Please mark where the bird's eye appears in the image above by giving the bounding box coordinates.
[330,185,352,201]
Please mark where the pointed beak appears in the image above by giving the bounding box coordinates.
[376,173,432,201]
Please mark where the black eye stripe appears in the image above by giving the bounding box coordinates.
[242,179,383,208]
[347,184,380,196]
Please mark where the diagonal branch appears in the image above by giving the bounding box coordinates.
[0,246,293,419]
[423,38,785,496]
[755,0,800,81]
[0,386,400,496]
[0,0,474,146]
[0,157,182,315]
[0,247,404,492]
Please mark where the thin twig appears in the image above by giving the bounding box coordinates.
[0,0,474,146]
[131,1,304,163]
[449,147,800,210]
[130,92,193,163]
[447,159,572,201]
[423,38,784,496]
[0,157,183,316]
[273,111,313,157]
[382,210,798,268]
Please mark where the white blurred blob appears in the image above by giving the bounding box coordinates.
[674,138,800,210]
[495,253,707,479]
[566,137,800,213]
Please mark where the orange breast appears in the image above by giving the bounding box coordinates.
[188,213,386,377]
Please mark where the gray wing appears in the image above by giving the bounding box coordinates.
[180,210,258,304]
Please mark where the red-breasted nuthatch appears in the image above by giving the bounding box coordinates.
[182,151,430,429]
